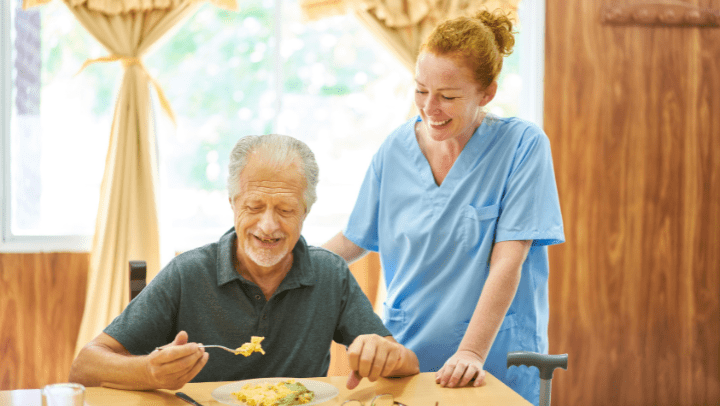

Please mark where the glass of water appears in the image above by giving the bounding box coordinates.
[42,383,85,406]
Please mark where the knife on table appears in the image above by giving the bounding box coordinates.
[175,391,203,406]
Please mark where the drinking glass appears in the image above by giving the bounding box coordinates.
[42,383,85,406]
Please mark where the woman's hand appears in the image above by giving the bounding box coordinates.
[435,349,486,388]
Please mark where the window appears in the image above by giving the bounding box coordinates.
[1,0,544,256]
[2,0,118,250]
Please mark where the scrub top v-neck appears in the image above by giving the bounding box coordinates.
[344,115,564,404]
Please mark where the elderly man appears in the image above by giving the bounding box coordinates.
[69,134,419,391]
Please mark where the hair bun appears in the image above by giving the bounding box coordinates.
[473,9,516,56]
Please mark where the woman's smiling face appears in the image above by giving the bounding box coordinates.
[414,52,494,145]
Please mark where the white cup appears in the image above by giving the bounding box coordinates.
[42,383,85,406]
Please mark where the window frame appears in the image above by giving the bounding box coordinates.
[0,0,546,252]
[1,0,10,249]
[517,0,546,128]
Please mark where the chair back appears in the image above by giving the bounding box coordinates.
[129,260,147,301]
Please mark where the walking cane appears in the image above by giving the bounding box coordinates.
[507,351,568,406]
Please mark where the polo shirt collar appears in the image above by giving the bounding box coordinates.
[215,228,316,289]
[278,235,316,291]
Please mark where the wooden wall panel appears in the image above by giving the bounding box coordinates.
[327,252,382,377]
[0,253,89,390]
[544,0,720,405]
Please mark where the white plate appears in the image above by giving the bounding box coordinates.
[212,377,340,406]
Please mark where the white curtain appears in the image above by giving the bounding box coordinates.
[22,0,238,355]
[299,0,520,72]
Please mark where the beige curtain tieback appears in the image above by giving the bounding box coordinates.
[76,55,177,124]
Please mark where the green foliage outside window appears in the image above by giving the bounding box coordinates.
[39,0,520,194]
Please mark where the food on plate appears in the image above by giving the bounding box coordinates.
[231,379,314,406]
[235,336,266,357]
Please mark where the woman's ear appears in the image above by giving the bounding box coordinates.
[480,81,498,106]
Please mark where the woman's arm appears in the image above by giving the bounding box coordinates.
[436,239,532,387]
[322,231,369,264]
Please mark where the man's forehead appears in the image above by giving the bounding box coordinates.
[239,154,305,192]
[242,180,302,193]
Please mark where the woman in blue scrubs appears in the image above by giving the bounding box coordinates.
[323,10,564,406]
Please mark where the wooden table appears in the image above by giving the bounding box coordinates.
[0,372,531,405]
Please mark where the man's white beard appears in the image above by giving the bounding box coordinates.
[244,240,286,267]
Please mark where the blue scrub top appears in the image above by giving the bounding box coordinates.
[344,115,564,405]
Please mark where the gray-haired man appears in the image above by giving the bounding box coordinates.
[69,134,419,391]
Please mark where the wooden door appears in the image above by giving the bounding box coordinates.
[544,0,720,405]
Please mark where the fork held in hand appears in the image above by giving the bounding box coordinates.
[155,337,265,356]
[198,345,237,354]
[154,344,237,354]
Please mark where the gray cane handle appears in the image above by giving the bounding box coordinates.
[507,351,568,380]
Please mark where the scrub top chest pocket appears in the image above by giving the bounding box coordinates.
[460,203,500,251]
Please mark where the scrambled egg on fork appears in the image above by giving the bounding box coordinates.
[235,336,266,356]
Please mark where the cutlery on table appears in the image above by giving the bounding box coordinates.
[175,392,203,406]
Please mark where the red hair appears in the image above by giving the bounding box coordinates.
[420,9,516,89]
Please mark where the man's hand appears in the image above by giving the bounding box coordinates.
[345,334,411,389]
[435,349,486,388]
[145,331,209,390]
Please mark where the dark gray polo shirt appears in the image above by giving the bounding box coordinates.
[104,228,390,381]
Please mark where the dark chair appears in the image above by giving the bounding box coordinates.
[129,260,147,301]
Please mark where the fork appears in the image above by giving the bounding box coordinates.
[155,344,238,354]
[198,345,237,354]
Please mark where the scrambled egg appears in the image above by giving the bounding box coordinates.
[235,336,266,357]
[232,379,314,406]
